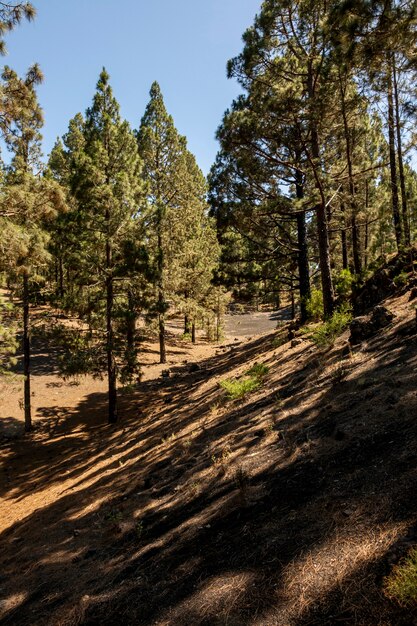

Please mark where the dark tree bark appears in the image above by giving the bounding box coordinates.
[106,229,117,424]
[308,62,334,317]
[387,63,403,249]
[125,289,137,379]
[295,171,311,322]
[340,201,349,271]
[184,314,191,335]
[23,272,31,432]
[157,205,166,364]
[393,58,410,246]
[339,72,361,274]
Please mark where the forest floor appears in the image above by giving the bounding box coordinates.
[0,291,416,625]
[0,308,283,438]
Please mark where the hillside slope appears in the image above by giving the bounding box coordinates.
[0,290,416,625]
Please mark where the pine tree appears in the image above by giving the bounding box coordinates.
[65,69,143,424]
[137,82,189,362]
[0,65,65,431]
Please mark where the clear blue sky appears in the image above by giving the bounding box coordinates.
[3,0,261,175]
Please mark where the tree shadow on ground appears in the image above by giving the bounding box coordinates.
[0,320,416,625]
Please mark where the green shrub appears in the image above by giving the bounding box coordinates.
[220,376,261,399]
[335,268,355,299]
[310,305,352,347]
[179,332,192,342]
[272,332,288,348]
[305,288,324,321]
[384,547,417,607]
[246,362,269,378]
[220,362,269,400]
[393,271,409,287]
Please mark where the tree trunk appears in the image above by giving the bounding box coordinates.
[126,289,137,379]
[159,305,166,363]
[192,322,196,344]
[58,256,64,298]
[157,207,166,364]
[106,236,118,424]
[216,291,221,342]
[308,62,334,317]
[295,171,311,322]
[364,218,369,270]
[23,272,31,432]
[340,202,349,270]
[393,58,410,246]
[387,63,403,249]
[351,214,361,275]
[339,72,361,274]
[290,278,296,320]
[184,314,191,335]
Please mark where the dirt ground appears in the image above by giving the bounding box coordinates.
[0,293,416,625]
[0,311,277,437]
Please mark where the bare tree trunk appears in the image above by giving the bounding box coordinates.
[184,314,191,335]
[387,63,403,249]
[106,232,117,424]
[192,322,196,344]
[23,272,31,432]
[339,71,361,274]
[308,62,334,317]
[290,278,296,320]
[157,205,166,363]
[125,289,137,379]
[295,170,311,322]
[340,202,349,270]
[364,179,370,269]
[393,58,410,245]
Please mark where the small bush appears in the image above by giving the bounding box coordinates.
[384,547,417,607]
[220,362,269,400]
[246,362,269,378]
[310,305,352,347]
[220,376,261,399]
[272,332,288,348]
[305,289,324,321]
[135,520,144,540]
[179,332,192,342]
[393,271,409,287]
[335,268,355,299]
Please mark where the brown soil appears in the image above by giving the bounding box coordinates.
[0,291,416,625]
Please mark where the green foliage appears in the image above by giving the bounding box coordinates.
[0,296,18,375]
[335,269,355,299]
[393,271,409,287]
[272,331,288,348]
[135,520,144,540]
[0,2,35,56]
[384,547,417,607]
[310,305,353,348]
[306,289,324,322]
[246,362,269,378]
[220,362,268,400]
[220,376,261,400]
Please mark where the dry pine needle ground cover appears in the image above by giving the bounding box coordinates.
[0,291,416,625]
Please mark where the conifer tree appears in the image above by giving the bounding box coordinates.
[0,65,65,430]
[137,82,189,362]
[55,70,143,424]
[222,0,341,316]
[138,82,221,355]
